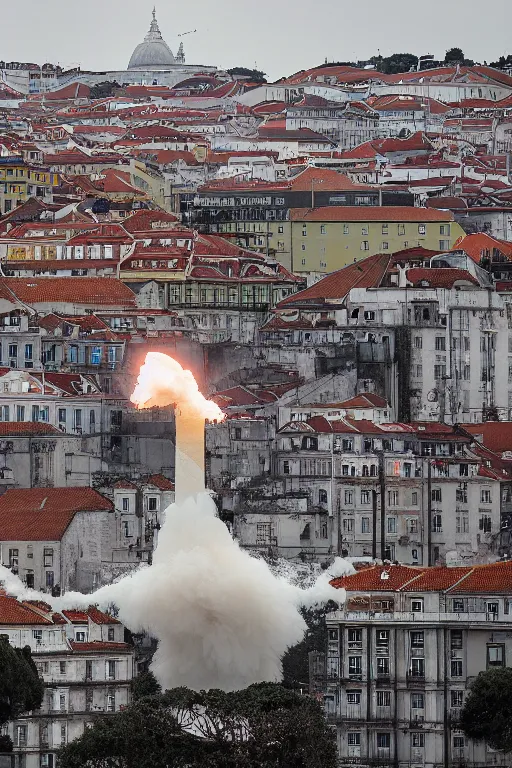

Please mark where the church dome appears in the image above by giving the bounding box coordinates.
[128,9,175,70]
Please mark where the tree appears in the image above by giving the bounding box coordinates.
[460,667,512,751]
[444,48,475,66]
[371,53,418,75]
[58,683,337,768]
[0,637,44,752]
[227,67,267,83]
[489,54,512,70]
[90,81,121,100]
[282,603,337,691]
[131,670,161,700]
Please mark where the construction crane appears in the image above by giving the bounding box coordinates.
[177,29,197,37]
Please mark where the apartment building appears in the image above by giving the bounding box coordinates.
[317,560,512,768]
[0,596,134,768]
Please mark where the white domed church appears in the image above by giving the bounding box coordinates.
[128,9,178,70]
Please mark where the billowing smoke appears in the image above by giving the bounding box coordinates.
[0,353,352,691]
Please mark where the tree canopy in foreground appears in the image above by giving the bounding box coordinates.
[58,683,337,768]
[460,667,512,752]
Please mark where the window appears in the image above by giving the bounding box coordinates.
[33,629,43,642]
[451,659,463,676]
[361,241,369,251]
[453,736,465,749]
[76,631,86,642]
[85,660,93,680]
[343,518,354,533]
[348,656,362,676]
[319,489,328,504]
[432,514,442,533]
[398,223,405,235]
[347,691,361,705]
[377,690,391,706]
[148,497,158,512]
[16,405,25,421]
[283,460,290,474]
[377,657,389,676]
[434,364,446,379]
[74,409,82,430]
[16,725,27,747]
[344,490,354,505]
[320,225,326,234]
[381,241,389,250]
[418,224,426,236]
[412,693,425,709]
[25,343,33,360]
[440,224,451,236]
[90,346,101,365]
[60,693,66,712]
[407,518,418,534]
[431,488,442,502]
[348,732,361,745]
[435,336,446,351]
[411,599,424,613]
[44,548,54,567]
[360,490,370,504]
[122,520,132,538]
[481,489,492,504]
[410,658,425,677]
[8,548,18,568]
[107,660,116,680]
[122,497,130,512]
[377,733,390,749]
[411,631,424,648]
[361,226,369,235]
[348,628,362,643]
[361,517,370,533]
[456,488,467,504]
[487,645,505,667]
[46,571,54,589]
[106,692,115,712]
[89,410,96,432]
[343,224,349,234]
[376,630,389,648]
[451,630,463,649]
[108,627,115,641]
[412,732,425,747]
[452,599,465,612]
[479,514,492,533]
[387,517,397,534]
[388,490,399,506]
[59,661,66,675]
[451,690,463,708]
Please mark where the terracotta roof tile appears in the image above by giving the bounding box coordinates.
[0,595,53,625]
[0,488,112,541]
[0,422,61,436]
[464,423,512,453]
[1,277,137,307]
[147,474,175,491]
[332,564,423,591]
[290,206,453,222]
[69,641,131,652]
[86,606,120,624]
[406,267,479,288]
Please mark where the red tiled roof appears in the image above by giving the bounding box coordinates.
[0,595,53,625]
[0,422,61,436]
[147,474,175,491]
[1,277,137,307]
[113,480,137,490]
[62,610,89,624]
[122,209,179,233]
[449,562,512,595]
[277,252,391,307]
[406,267,479,288]
[69,641,131,652]
[290,206,453,222]
[338,393,389,409]
[451,233,512,264]
[332,564,423,591]
[464,423,512,454]
[86,606,120,624]
[0,488,112,541]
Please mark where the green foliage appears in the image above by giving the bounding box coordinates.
[90,81,121,100]
[227,67,267,83]
[370,53,418,74]
[490,54,512,70]
[58,683,336,768]
[444,48,475,66]
[460,667,512,751]
[131,670,161,700]
[0,637,44,726]
[282,603,336,690]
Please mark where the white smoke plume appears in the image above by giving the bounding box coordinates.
[0,353,353,692]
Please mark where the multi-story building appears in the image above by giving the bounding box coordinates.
[285,99,380,149]
[0,596,134,768]
[318,560,512,768]
[0,487,114,594]
[192,167,414,270]
[269,248,508,423]
[0,157,58,216]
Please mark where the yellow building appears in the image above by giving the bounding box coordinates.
[287,206,465,274]
[0,158,58,215]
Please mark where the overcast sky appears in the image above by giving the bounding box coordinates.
[2,0,511,81]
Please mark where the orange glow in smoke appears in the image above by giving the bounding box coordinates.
[130,352,226,423]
